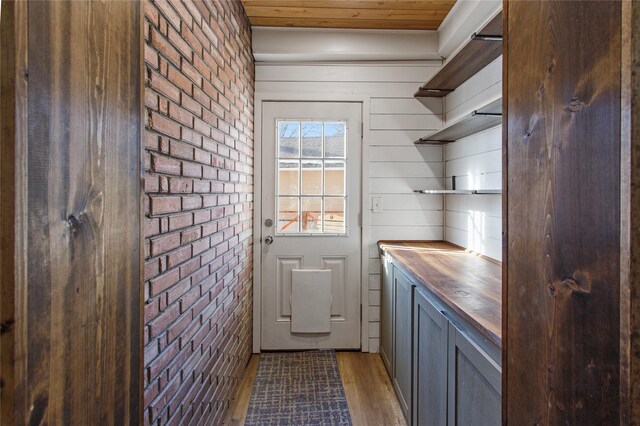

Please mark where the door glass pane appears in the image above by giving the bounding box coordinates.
[324,161,345,196]
[278,160,299,195]
[301,122,323,158]
[301,160,322,195]
[324,198,345,233]
[301,197,322,233]
[325,122,345,158]
[278,197,299,233]
[275,119,348,235]
[278,121,300,158]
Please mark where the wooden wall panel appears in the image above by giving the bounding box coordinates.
[0,2,142,424]
[504,1,622,424]
[621,1,640,424]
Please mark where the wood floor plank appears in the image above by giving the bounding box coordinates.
[226,355,259,426]
[225,352,405,425]
[337,352,406,426]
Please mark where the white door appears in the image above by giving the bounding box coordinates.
[261,101,362,350]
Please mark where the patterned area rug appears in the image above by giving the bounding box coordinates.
[245,350,352,425]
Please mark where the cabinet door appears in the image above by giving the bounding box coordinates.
[413,289,448,426]
[448,325,501,426]
[393,267,413,422]
[380,253,394,377]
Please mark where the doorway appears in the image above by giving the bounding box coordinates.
[259,101,362,350]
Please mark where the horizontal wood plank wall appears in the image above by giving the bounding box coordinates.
[505,1,622,423]
[256,62,443,352]
[443,57,502,261]
[1,2,142,424]
[143,1,255,425]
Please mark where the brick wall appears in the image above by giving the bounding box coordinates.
[143,1,254,424]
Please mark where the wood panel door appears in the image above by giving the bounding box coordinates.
[504,1,623,424]
[0,2,142,424]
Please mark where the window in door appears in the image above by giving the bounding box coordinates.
[276,120,347,235]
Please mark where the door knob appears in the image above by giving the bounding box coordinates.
[264,236,274,245]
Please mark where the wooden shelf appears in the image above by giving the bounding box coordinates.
[415,12,502,98]
[415,98,502,144]
[414,189,502,195]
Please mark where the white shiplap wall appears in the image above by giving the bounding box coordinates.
[255,62,444,352]
[443,57,502,261]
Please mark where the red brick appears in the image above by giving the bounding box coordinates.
[181,227,202,244]
[169,139,194,161]
[181,94,203,117]
[179,257,201,279]
[167,245,192,268]
[166,279,191,307]
[151,232,181,257]
[168,26,192,61]
[145,44,159,68]
[182,162,202,178]
[168,177,192,195]
[156,0,181,30]
[168,0,192,29]
[144,1,253,423]
[145,258,161,282]
[149,268,181,297]
[169,103,194,127]
[181,59,203,87]
[181,195,202,210]
[152,154,181,175]
[192,180,210,193]
[151,112,181,139]
[168,65,193,95]
[150,196,181,215]
[151,29,181,67]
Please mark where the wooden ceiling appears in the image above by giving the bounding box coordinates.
[240,1,457,30]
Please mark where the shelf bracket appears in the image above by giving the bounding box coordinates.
[471,33,503,41]
[471,111,502,117]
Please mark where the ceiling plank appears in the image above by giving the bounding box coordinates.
[243,5,450,21]
[247,17,443,30]
[241,0,456,11]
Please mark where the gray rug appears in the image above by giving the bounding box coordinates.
[245,350,352,425]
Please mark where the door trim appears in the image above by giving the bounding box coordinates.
[253,93,372,353]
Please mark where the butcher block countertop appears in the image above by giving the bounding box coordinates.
[378,241,502,347]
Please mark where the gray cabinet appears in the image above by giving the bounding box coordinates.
[378,252,501,426]
[393,267,414,422]
[448,324,501,426]
[380,254,394,376]
[412,288,448,426]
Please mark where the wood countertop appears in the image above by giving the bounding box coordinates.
[378,241,502,347]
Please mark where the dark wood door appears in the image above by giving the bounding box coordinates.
[0,2,142,424]
[504,1,622,424]
[412,288,448,426]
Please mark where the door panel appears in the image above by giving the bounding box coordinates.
[448,324,501,426]
[276,257,302,319]
[413,288,448,426]
[320,256,347,318]
[393,267,413,421]
[261,101,362,350]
